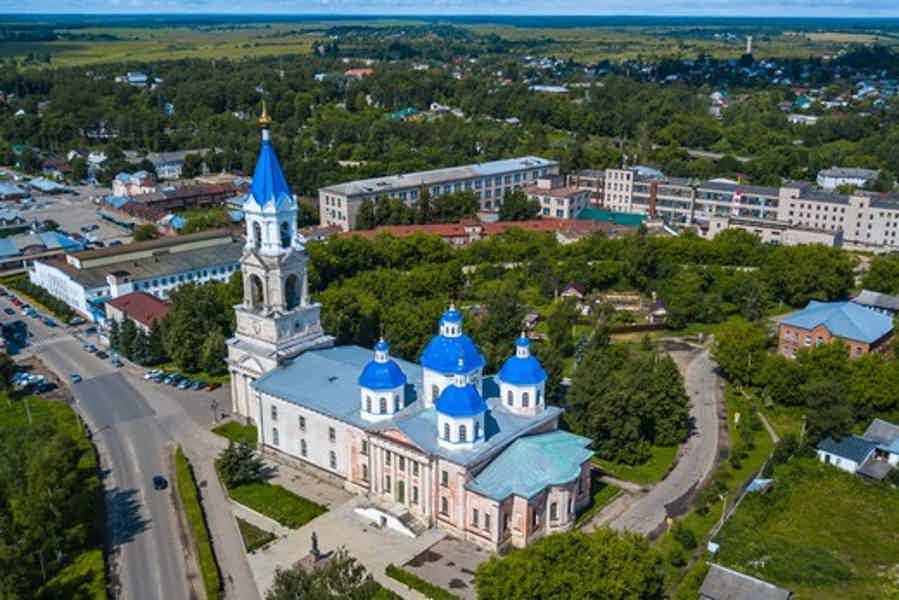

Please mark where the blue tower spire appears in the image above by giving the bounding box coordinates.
[245,100,293,209]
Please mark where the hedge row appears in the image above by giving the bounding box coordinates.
[174,447,223,600]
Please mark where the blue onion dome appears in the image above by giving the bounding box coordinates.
[420,305,486,373]
[498,334,547,386]
[358,339,407,390]
[435,359,488,417]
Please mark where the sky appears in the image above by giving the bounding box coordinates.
[11,0,899,16]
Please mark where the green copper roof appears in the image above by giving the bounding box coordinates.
[466,430,593,501]
[577,207,646,227]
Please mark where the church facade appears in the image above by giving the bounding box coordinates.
[228,111,594,552]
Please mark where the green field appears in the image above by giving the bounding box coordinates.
[236,517,276,553]
[174,447,222,600]
[212,421,258,446]
[228,481,327,529]
[593,444,679,486]
[715,458,899,599]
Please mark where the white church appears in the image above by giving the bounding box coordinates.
[227,108,594,551]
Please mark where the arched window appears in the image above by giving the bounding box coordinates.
[272,427,279,446]
[249,274,264,307]
[506,390,514,406]
[329,451,337,469]
[366,396,372,413]
[300,439,307,456]
[432,385,440,403]
[280,221,291,248]
[394,394,400,412]
[522,392,530,408]
[252,221,262,250]
[284,274,300,310]
[537,390,542,405]
[443,423,450,440]
[459,424,467,442]
[379,397,387,413]
[475,421,481,439]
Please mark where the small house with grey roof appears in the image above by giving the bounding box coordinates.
[229,109,593,551]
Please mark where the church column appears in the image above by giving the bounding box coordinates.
[229,369,240,415]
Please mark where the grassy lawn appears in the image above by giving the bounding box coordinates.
[575,478,622,527]
[174,447,222,600]
[236,517,276,553]
[228,481,326,529]
[212,421,257,446]
[714,458,899,599]
[760,405,805,439]
[158,361,230,386]
[593,445,679,485]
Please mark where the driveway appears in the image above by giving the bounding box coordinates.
[608,347,724,536]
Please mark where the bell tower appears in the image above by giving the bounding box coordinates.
[227,102,334,421]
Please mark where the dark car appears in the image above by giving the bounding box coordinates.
[95,350,109,360]
[3,308,14,315]
[152,475,168,491]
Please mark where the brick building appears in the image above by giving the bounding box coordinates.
[777,300,894,358]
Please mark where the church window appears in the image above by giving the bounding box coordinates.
[270,405,278,421]
[385,451,392,466]
[284,274,300,310]
[300,439,307,457]
[441,470,449,487]
[329,427,336,443]
[298,415,306,431]
[361,464,369,482]
[459,424,467,442]
[506,390,513,406]
[394,394,400,412]
[432,385,440,403]
[280,221,290,249]
[379,397,387,413]
[443,423,450,441]
[537,390,542,405]
[249,274,264,307]
[361,440,368,456]
[472,508,479,527]
[385,475,392,493]
[329,451,337,470]
[550,502,558,521]
[412,486,419,505]
[522,392,529,408]
[475,421,481,439]
[532,510,539,529]
[412,462,419,477]
[440,497,449,516]
[366,397,372,413]
[253,221,262,250]
[272,427,279,446]
[484,513,491,531]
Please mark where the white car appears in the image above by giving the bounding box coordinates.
[144,369,162,380]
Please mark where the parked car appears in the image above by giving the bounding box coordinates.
[144,369,162,380]
[69,316,86,325]
[85,326,98,335]
[206,382,221,391]
[83,343,97,353]
[152,475,168,490]
[163,375,178,385]
[69,372,82,384]
[111,357,123,368]
[43,317,56,327]
[3,308,14,315]
[192,380,206,391]
[108,240,123,247]
[11,299,21,307]
[95,350,109,360]
[177,379,192,390]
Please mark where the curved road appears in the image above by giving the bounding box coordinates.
[609,348,723,535]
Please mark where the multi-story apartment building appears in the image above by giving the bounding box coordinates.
[567,169,605,204]
[596,166,899,250]
[319,157,559,231]
[525,177,591,219]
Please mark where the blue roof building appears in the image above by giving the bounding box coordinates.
[358,339,407,391]
[420,305,485,375]
[498,336,546,386]
[779,301,894,356]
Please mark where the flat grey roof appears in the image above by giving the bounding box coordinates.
[699,564,792,600]
[819,167,879,179]
[320,156,558,198]
[41,240,242,290]
[852,290,899,313]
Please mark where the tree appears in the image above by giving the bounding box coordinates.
[132,224,160,242]
[180,153,204,179]
[355,199,376,231]
[266,549,384,600]
[0,351,15,390]
[475,529,664,600]
[70,157,87,182]
[216,442,264,488]
[118,318,138,360]
[108,319,120,354]
[200,328,227,375]
[711,321,769,386]
[498,189,540,221]
[145,320,167,365]
[547,299,579,358]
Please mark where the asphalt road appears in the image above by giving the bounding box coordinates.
[610,348,723,535]
[39,339,193,600]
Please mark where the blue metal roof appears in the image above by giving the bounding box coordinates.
[441,306,462,323]
[466,430,593,501]
[38,231,82,251]
[420,333,485,373]
[105,196,130,209]
[782,301,893,344]
[358,341,407,391]
[817,435,878,464]
[497,337,546,386]
[245,136,293,209]
[0,238,19,258]
[436,382,487,417]
[252,345,563,466]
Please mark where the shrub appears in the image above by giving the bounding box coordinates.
[385,564,462,600]
[672,522,698,550]
[174,447,222,600]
